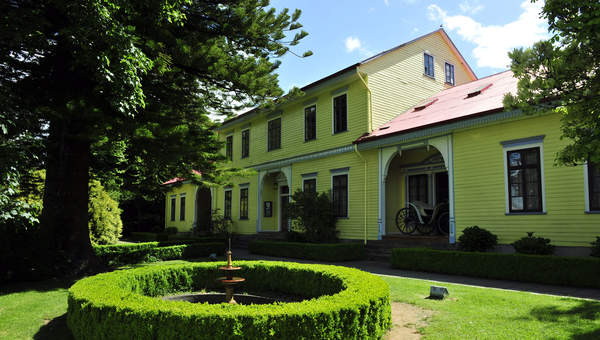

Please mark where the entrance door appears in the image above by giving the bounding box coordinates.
[279,185,289,232]
[196,187,211,233]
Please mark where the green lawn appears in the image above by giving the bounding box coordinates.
[1,263,599,339]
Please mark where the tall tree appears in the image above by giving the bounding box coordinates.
[1,0,309,275]
[504,0,600,165]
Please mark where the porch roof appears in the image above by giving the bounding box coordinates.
[161,170,202,186]
[355,70,517,144]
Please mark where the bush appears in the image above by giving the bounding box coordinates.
[248,240,365,261]
[591,237,600,257]
[457,226,498,252]
[208,209,232,237]
[93,242,225,266]
[512,232,555,255]
[67,261,391,339]
[88,180,122,245]
[391,248,600,288]
[286,189,338,243]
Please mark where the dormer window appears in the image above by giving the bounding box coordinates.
[467,83,493,98]
[424,53,434,78]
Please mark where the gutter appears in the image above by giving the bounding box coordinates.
[354,144,368,245]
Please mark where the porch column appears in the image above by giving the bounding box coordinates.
[429,135,456,244]
[256,170,266,232]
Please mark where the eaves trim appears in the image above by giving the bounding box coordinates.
[251,145,355,171]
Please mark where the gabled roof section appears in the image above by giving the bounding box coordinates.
[162,170,202,186]
[219,28,476,129]
[356,70,516,143]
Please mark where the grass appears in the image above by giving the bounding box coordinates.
[382,276,600,339]
[1,262,599,339]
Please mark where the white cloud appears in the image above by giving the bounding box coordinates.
[384,0,389,6]
[459,0,483,15]
[427,0,548,69]
[345,36,362,53]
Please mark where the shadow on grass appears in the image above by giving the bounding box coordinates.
[526,299,600,339]
[0,278,74,295]
[33,313,73,340]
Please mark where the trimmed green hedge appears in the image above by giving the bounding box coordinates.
[248,240,366,261]
[94,242,225,266]
[67,261,391,339]
[129,231,167,242]
[391,248,600,288]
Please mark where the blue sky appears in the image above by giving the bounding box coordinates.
[269,0,549,92]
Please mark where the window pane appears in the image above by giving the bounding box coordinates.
[590,162,600,210]
[511,197,524,211]
[170,198,176,221]
[241,130,249,158]
[332,174,348,217]
[224,191,232,218]
[268,118,281,150]
[240,188,248,219]
[509,151,521,167]
[305,105,316,141]
[180,196,185,221]
[333,95,347,133]
[303,179,316,193]
[525,149,538,165]
[226,135,233,161]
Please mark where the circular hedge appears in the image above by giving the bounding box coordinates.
[67,261,391,339]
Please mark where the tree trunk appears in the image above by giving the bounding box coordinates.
[39,117,96,275]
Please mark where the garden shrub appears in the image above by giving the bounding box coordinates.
[93,242,225,266]
[285,189,338,243]
[208,209,232,237]
[457,226,498,252]
[591,237,600,257]
[391,248,600,288]
[67,261,391,340]
[88,180,122,245]
[512,232,555,255]
[248,240,365,261]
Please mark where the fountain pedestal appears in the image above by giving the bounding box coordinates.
[216,249,245,304]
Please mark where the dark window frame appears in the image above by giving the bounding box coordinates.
[303,178,317,193]
[239,187,249,219]
[589,161,600,211]
[332,174,348,218]
[445,62,455,85]
[241,129,250,158]
[179,195,186,221]
[267,117,281,151]
[224,190,232,219]
[304,105,317,141]
[333,94,347,134]
[226,135,233,161]
[170,197,176,221]
[507,147,543,213]
[424,53,435,78]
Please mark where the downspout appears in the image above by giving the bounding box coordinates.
[356,67,373,132]
[354,144,368,245]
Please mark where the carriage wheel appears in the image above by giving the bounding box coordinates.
[416,220,435,235]
[395,208,417,234]
[437,212,450,235]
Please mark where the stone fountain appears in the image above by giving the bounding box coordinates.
[216,239,245,304]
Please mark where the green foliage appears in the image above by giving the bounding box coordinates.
[591,237,600,257]
[457,226,498,252]
[391,248,600,288]
[285,189,338,243]
[208,209,233,237]
[93,242,225,266]
[67,261,390,339]
[512,232,555,255]
[504,0,600,164]
[248,240,365,261]
[88,180,123,245]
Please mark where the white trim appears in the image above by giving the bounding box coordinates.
[502,140,546,214]
[331,170,350,218]
[303,103,317,142]
[331,92,348,135]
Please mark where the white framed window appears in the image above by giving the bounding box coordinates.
[241,128,250,158]
[302,172,318,193]
[225,134,233,161]
[424,52,435,78]
[179,194,186,221]
[267,117,281,151]
[330,168,349,218]
[170,195,176,221]
[224,189,232,219]
[501,136,546,214]
[304,104,317,141]
[445,62,455,85]
[332,93,347,134]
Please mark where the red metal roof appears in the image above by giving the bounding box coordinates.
[162,170,202,186]
[355,70,517,143]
